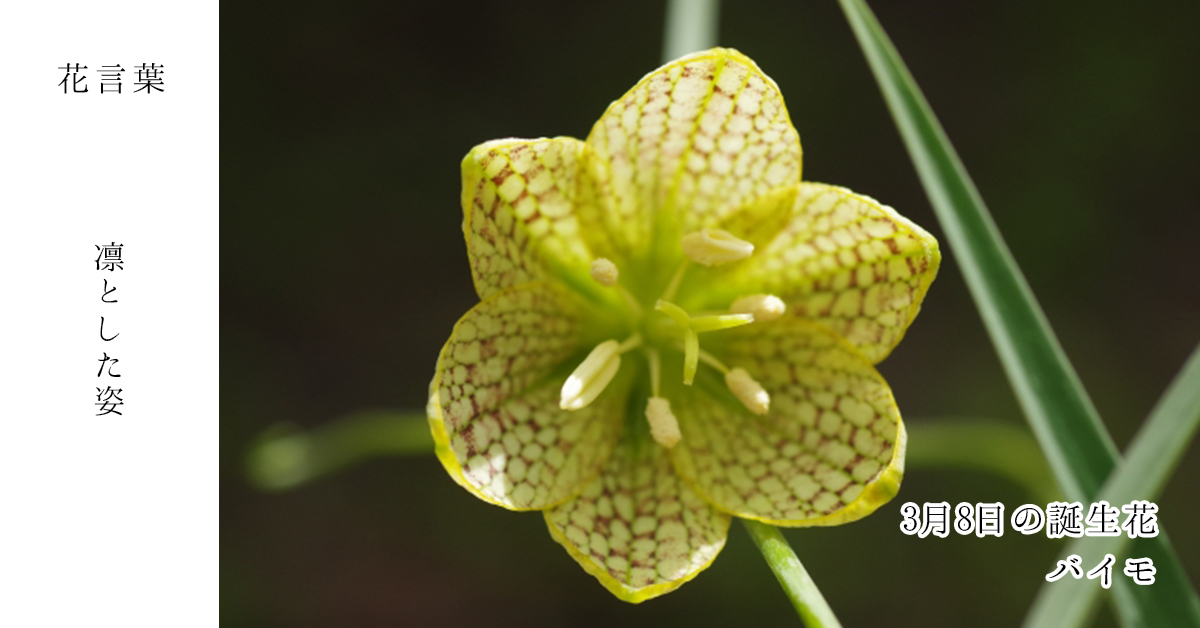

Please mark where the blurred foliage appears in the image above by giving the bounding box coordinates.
[222,0,1200,625]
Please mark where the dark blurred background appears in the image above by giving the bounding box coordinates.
[222,1,1200,625]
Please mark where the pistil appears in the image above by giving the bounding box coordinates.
[655,299,753,386]
[587,226,772,426]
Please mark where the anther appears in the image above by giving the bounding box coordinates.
[730,294,786,322]
[591,258,643,317]
[646,397,681,448]
[560,340,622,411]
[590,258,619,287]
[681,229,754,266]
[725,368,770,415]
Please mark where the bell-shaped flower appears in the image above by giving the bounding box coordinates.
[427,48,940,602]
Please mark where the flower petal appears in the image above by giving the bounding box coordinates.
[428,282,626,510]
[462,137,608,300]
[586,48,801,259]
[669,317,905,526]
[717,182,940,363]
[545,431,731,603]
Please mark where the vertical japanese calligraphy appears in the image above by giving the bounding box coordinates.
[95,242,124,416]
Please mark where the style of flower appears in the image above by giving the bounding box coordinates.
[427,48,940,602]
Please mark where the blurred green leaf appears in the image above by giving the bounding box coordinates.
[1025,345,1200,628]
[835,0,1200,625]
[246,410,431,491]
[905,419,1059,504]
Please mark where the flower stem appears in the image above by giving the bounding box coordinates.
[743,520,843,628]
[245,410,431,491]
[662,0,720,63]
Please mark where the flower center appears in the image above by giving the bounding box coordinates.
[562,229,785,448]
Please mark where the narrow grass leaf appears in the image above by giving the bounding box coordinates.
[1024,345,1200,628]
[835,1,1200,624]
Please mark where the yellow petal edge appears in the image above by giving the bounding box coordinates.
[544,513,730,603]
[427,281,623,511]
[669,319,909,527]
[543,443,732,603]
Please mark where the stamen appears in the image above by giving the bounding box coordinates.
[618,286,644,319]
[617,333,644,353]
[696,347,730,374]
[647,349,662,397]
[725,368,770,415]
[661,261,689,303]
[730,294,786,322]
[681,228,754,266]
[590,257,642,318]
[645,397,681,448]
[560,340,622,411]
[589,258,619,286]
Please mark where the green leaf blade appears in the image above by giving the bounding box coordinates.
[1025,346,1200,628]
[837,0,1114,499]
[834,1,1200,625]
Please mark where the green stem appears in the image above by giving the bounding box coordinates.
[662,0,721,63]
[743,520,843,628]
[245,410,431,491]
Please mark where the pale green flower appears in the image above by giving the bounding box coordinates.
[427,48,940,602]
